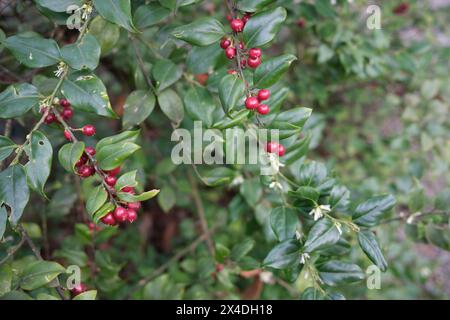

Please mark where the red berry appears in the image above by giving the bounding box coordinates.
[85,146,96,156]
[82,124,95,136]
[88,222,96,231]
[71,283,87,296]
[278,144,286,157]
[106,166,121,176]
[121,186,134,193]
[60,98,71,108]
[266,142,279,154]
[44,113,56,124]
[242,14,251,24]
[226,14,232,22]
[113,207,128,223]
[225,47,236,59]
[297,18,306,28]
[64,130,72,141]
[239,41,245,50]
[247,56,261,68]
[249,48,262,59]
[257,89,270,101]
[61,107,73,120]
[393,3,408,15]
[257,104,270,115]
[75,154,88,167]
[78,165,95,178]
[230,19,244,32]
[227,69,237,75]
[220,38,231,49]
[215,264,224,272]
[101,212,116,226]
[105,175,117,187]
[241,59,247,67]
[245,96,259,110]
[127,209,138,223]
[128,202,141,211]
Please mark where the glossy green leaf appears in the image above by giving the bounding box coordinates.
[171,17,226,46]
[25,131,52,198]
[219,74,245,114]
[237,0,276,12]
[301,287,346,300]
[298,161,328,187]
[269,107,311,139]
[352,195,396,227]
[96,142,140,171]
[58,141,85,173]
[213,109,250,129]
[282,133,311,165]
[0,136,17,162]
[93,202,115,223]
[4,33,61,68]
[122,90,156,129]
[134,3,170,29]
[86,185,108,216]
[20,261,65,291]
[92,0,138,32]
[357,230,388,272]
[61,72,117,118]
[34,0,82,12]
[318,261,364,286]
[96,130,139,152]
[0,83,40,119]
[186,44,224,74]
[243,7,287,48]
[0,206,7,239]
[152,59,182,92]
[329,185,351,212]
[0,165,30,225]
[61,34,101,70]
[254,54,297,88]
[184,85,216,127]
[303,219,340,253]
[263,239,301,269]
[158,89,184,125]
[115,170,138,191]
[270,206,298,242]
[118,189,160,203]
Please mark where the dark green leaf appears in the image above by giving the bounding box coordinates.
[20,261,65,291]
[134,3,170,29]
[303,219,340,253]
[0,206,7,239]
[61,34,101,70]
[213,109,250,129]
[58,141,85,173]
[184,85,216,127]
[352,195,396,227]
[186,44,224,74]
[171,17,226,46]
[263,239,301,269]
[89,16,120,55]
[0,83,40,119]
[156,186,175,212]
[230,239,255,262]
[152,59,182,92]
[92,0,138,32]
[270,206,298,242]
[318,261,364,286]
[203,167,235,186]
[254,54,297,88]
[86,185,108,216]
[237,0,276,12]
[357,230,388,272]
[243,7,287,48]
[329,185,350,212]
[269,107,311,139]
[122,90,156,129]
[34,0,82,12]
[219,74,245,114]
[0,136,17,162]
[96,130,139,152]
[0,165,30,225]
[25,131,52,198]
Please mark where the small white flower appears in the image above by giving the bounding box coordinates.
[308,204,331,221]
[231,175,244,186]
[54,62,66,78]
[300,252,310,264]
[259,271,274,284]
[295,230,302,240]
[269,181,283,191]
[334,221,342,235]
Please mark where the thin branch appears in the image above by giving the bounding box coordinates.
[0,235,25,265]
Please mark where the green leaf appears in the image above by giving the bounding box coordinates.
[0,206,7,239]
[298,161,328,187]
[158,89,184,125]
[25,131,52,198]
[73,290,97,300]
[282,133,311,165]
[263,239,301,269]
[0,136,17,162]
[408,186,425,213]
[243,7,287,48]
[270,206,298,242]
[152,59,182,92]
[357,230,388,272]
[134,3,170,29]
[434,188,450,211]
[240,178,262,208]
[0,83,40,119]
[230,239,255,262]
[171,17,226,46]
[213,109,250,129]
[34,0,82,12]
[303,219,340,253]
[219,74,245,114]
[269,107,311,139]
[89,16,120,55]
[186,44,224,74]
[115,170,138,191]
[4,33,61,68]
[290,186,320,203]
[184,85,216,127]
[61,34,101,70]
[0,165,30,225]
[122,90,156,129]
[117,189,160,202]
[92,0,138,32]
[237,0,276,12]
[58,141,85,173]
[96,130,139,152]
[86,185,108,216]
[93,202,115,223]
[254,54,297,88]
[61,72,117,118]
[156,186,175,212]
[20,261,65,291]
[318,261,364,286]
[352,195,396,227]
[203,167,236,186]
[329,185,350,212]
[96,142,140,171]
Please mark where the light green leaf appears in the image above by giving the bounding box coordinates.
[86,185,108,216]
[230,239,255,262]
[61,34,101,70]
[73,290,97,300]
[202,167,236,186]
[96,142,140,171]
[158,89,184,125]
[237,0,276,12]
[352,195,396,227]
[123,90,156,129]
[115,170,138,191]
[20,261,65,291]
[0,206,7,239]
[152,59,182,92]
[269,107,311,139]
[0,136,17,162]
[89,16,120,55]
[58,141,85,173]
[134,3,170,29]
[270,206,298,242]
[118,189,160,202]
[0,83,40,119]
[96,130,140,152]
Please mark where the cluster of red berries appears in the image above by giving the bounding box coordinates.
[43,98,73,124]
[266,141,286,157]
[100,194,141,226]
[245,89,271,115]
